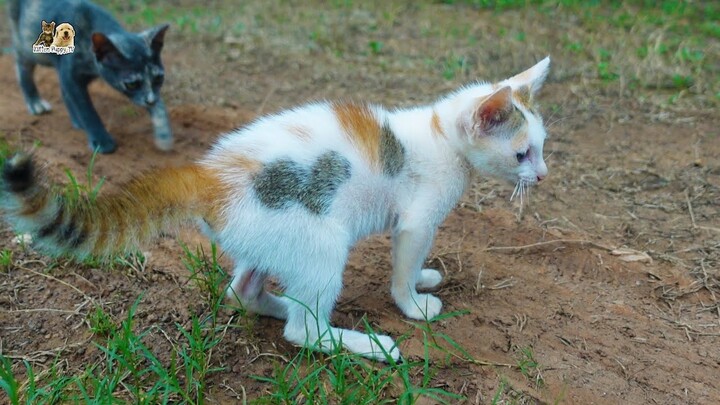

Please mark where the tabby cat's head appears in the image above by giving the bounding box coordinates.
[91,24,169,108]
[455,57,550,188]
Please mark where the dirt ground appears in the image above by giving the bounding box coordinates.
[1,1,719,404]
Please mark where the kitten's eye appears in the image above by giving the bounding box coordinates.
[516,150,528,162]
[152,75,164,87]
[125,80,142,91]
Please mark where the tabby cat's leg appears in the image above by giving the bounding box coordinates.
[15,59,52,115]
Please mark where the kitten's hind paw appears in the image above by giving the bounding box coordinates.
[417,269,443,290]
[339,329,401,362]
[27,99,52,115]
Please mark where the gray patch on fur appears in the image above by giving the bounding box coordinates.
[379,122,405,176]
[302,151,352,214]
[253,159,304,210]
[253,151,352,215]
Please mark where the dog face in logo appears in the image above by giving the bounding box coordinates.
[52,23,75,47]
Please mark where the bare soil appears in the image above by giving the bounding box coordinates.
[1,4,719,403]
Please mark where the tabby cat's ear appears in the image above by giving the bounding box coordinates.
[506,56,550,95]
[472,86,514,133]
[91,32,120,62]
[141,24,170,54]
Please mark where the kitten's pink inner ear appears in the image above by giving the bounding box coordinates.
[475,86,513,130]
[514,85,532,105]
[91,33,116,60]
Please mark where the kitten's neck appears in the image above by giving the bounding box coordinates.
[390,100,469,159]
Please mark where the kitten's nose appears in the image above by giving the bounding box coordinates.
[537,175,545,182]
[145,93,157,106]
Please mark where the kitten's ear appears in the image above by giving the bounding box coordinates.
[507,56,550,95]
[141,24,170,54]
[472,86,514,133]
[92,32,120,62]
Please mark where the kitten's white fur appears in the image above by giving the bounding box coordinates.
[195,58,551,361]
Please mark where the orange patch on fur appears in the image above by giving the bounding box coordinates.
[87,164,232,254]
[431,111,446,138]
[333,102,382,169]
[19,190,49,216]
[287,125,313,141]
[213,154,263,174]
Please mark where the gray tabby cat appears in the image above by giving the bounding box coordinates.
[8,0,172,153]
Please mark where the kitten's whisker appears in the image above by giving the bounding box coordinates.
[525,182,531,204]
[546,116,570,129]
[510,181,520,201]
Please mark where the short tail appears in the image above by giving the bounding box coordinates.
[1,153,225,259]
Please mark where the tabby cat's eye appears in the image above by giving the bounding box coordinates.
[152,75,163,87]
[125,80,142,91]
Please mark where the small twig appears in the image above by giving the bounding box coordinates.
[685,189,697,229]
[256,84,278,116]
[21,267,92,301]
[484,239,613,253]
[7,308,80,314]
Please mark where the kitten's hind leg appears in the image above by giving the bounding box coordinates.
[227,267,288,320]
[281,263,400,362]
[15,60,52,115]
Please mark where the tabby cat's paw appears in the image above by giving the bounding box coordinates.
[27,99,52,115]
[89,137,117,154]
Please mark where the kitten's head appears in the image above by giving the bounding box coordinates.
[42,20,55,34]
[456,57,550,186]
[91,24,169,108]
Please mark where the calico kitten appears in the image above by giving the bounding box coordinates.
[7,0,172,153]
[1,58,551,361]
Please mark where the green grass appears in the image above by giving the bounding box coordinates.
[0,245,482,403]
[252,315,469,404]
[62,149,105,207]
[516,346,544,389]
[0,249,13,272]
[103,0,717,111]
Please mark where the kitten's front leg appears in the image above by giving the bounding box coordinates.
[391,227,443,320]
[147,99,173,151]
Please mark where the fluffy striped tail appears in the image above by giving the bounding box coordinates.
[1,153,224,259]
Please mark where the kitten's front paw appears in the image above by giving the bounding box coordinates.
[27,99,52,115]
[417,269,443,290]
[399,293,443,320]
